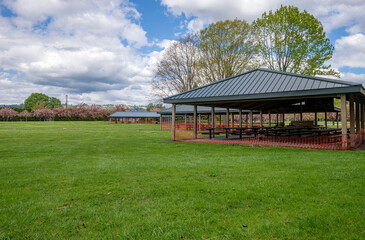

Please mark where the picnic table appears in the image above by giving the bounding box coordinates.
[265,126,342,137]
[311,128,342,136]
[221,127,262,139]
[249,127,261,137]
[204,128,224,139]
[222,127,252,139]
[204,126,344,139]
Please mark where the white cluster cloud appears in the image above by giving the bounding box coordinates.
[0,0,160,105]
[340,72,365,85]
[161,0,365,31]
[313,1,365,34]
[187,18,205,34]
[332,34,365,69]
[3,0,147,45]
[161,0,275,23]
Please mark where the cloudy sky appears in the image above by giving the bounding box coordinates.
[0,0,364,105]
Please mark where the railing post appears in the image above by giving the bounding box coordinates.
[356,102,360,134]
[361,103,365,142]
[314,111,318,126]
[360,102,365,142]
[260,109,263,127]
[324,111,327,127]
[231,113,234,128]
[226,108,229,128]
[239,108,242,128]
[211,106,215,138]
[172,104,176,141]
[249,110,253,127]
[194,105,197,139]
[341,94,348,149]
[349,94,355,148]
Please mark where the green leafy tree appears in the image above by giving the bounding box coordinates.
[31,101,48,111]
[251,5,339,77]
[24,93,49,111]
[24,93,62,111]
[48,97,62,109]
[197,19,256,83]
[146,103,165,112]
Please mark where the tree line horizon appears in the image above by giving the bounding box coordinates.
[152,5,339,101]
[0,93,165,121]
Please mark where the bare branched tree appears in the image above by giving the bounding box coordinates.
[151,37,202,101]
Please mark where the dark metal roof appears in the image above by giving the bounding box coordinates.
[109,112,160,118]
[164,68,365,104]
[158,105,254,115]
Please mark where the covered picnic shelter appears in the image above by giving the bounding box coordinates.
[163,68,365,150]
[109,111,160,124]
[157,105,257,131]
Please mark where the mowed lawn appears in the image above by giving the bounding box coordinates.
[0,122,364,239]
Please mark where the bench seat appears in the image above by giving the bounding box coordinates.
[201,131,224,135]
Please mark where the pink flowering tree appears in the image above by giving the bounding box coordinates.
[112,105,127,113]
[1,104,128,121]
[88,105,102,119]
[99,108,110,119]
[33,108,54,121]
[53,107,73,120]
[0,108,18,121]
[71,105,89,120]
[18,110,33,121]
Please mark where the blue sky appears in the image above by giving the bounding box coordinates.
[0,0,364,105]
[133,0,180,42]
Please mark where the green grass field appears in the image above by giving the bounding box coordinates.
[0,122,364,239]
